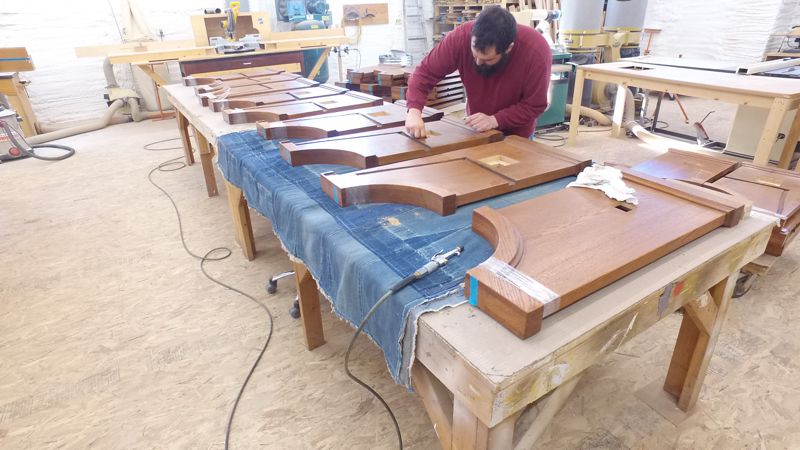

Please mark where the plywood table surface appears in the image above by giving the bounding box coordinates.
[567,61,800,169]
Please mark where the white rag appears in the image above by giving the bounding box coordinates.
[567,164,639,205]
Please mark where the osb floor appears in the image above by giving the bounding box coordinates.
[1,97,798,449]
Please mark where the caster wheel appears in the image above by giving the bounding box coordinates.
[289,300,301,319]
[267,279,278,294]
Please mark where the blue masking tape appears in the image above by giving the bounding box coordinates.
[469,276,478,306]
[332,185,339,204]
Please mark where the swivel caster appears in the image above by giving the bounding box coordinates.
[289,298,300,319]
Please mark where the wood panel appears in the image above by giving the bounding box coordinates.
[0,47,34,72]
[182,68,283,86]
[223,91,384,124]
[194,75,312,94]
[197,78,320,106]
[210,84,348,111]
[631,149,740,184]
[194,73,301,91]
[464,168,746,339]
[256,102,443,140]
[711,163,800,256]
[320,136,591,215]
[279,118,503,168]
[179,50,306,77]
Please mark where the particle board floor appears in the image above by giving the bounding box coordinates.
[1,97,798,449]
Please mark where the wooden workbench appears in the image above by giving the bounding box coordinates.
[568,62,800,171]
[162,83,253,198]
[292,209,774,449]
[163,79,776,447]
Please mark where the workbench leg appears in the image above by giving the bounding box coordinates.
[192,126,219,197]
[452,399,517,450]
[664,275,737,411]
[567,69,585,146]
[292,261,326,350]
[412,362,454,449]
[176,111,194,165]
[611,83,627,137]
[224,181,256,261]
[779,108,800,170]
[753,98,789,166]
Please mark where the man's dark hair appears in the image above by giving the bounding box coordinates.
[471,6,517,54]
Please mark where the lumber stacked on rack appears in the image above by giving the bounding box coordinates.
[336,64,465,107]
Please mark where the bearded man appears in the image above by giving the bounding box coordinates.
[404,6,552,138]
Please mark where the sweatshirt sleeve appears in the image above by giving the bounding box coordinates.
[492,50,551,130]
[405,27,464,111]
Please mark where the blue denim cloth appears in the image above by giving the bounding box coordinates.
[216,131,575,386]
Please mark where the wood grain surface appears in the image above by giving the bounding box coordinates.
[193,73,303,93]
[631,149,740,184]
[711,163,800,256]
[210,85,348,111]
[197,78,320,106]
[320,135,591,215]
[222,91,384,124]
[181,68,283,86]
[257,102,443,140]
[465,168,746,339]
[279,118,503,168]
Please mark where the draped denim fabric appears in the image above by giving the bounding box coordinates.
[216,131,575,387]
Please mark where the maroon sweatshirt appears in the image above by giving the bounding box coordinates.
[406,21,552,137]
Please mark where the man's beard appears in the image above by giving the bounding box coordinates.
[473,53,509,78]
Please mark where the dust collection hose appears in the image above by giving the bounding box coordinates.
[0,118,75,161]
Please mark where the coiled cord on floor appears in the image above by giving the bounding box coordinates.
[145,137,273,450]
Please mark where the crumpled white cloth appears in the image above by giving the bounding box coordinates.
[567,164,639,205]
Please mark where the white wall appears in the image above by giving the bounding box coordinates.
[642,0,794,61]
[1,0,407,126]
[0,0,222,125]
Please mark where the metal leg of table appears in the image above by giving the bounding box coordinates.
[567,69,585,146]
[175,111,195,165]
[292,261,326,350]
[664,274,737,411]
[753,97,790,167]
[224,180,256,261]
[191,126,219,197]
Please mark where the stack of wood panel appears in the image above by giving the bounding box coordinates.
[335,64,465,108]
[631,149,800,257]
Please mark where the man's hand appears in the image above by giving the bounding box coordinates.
[464,113,499,132]
[405,108,427,138]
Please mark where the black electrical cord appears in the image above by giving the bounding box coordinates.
[145,137,273,450]
[343,275,416,450]
[343,246,462,450]
[0,120,76,161]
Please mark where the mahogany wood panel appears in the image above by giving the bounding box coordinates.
[256,102,443,140]
[210,84,348,111]
[464,168,746,339]
[631,149,740,184]
[182,68,283,86]
[197,78,320,106]
[711,163,800,256]
[222,91,384,124]
[197,73,302,91]
[178,50,305,76]
[279,118,503,168]
[320,135,592,215]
